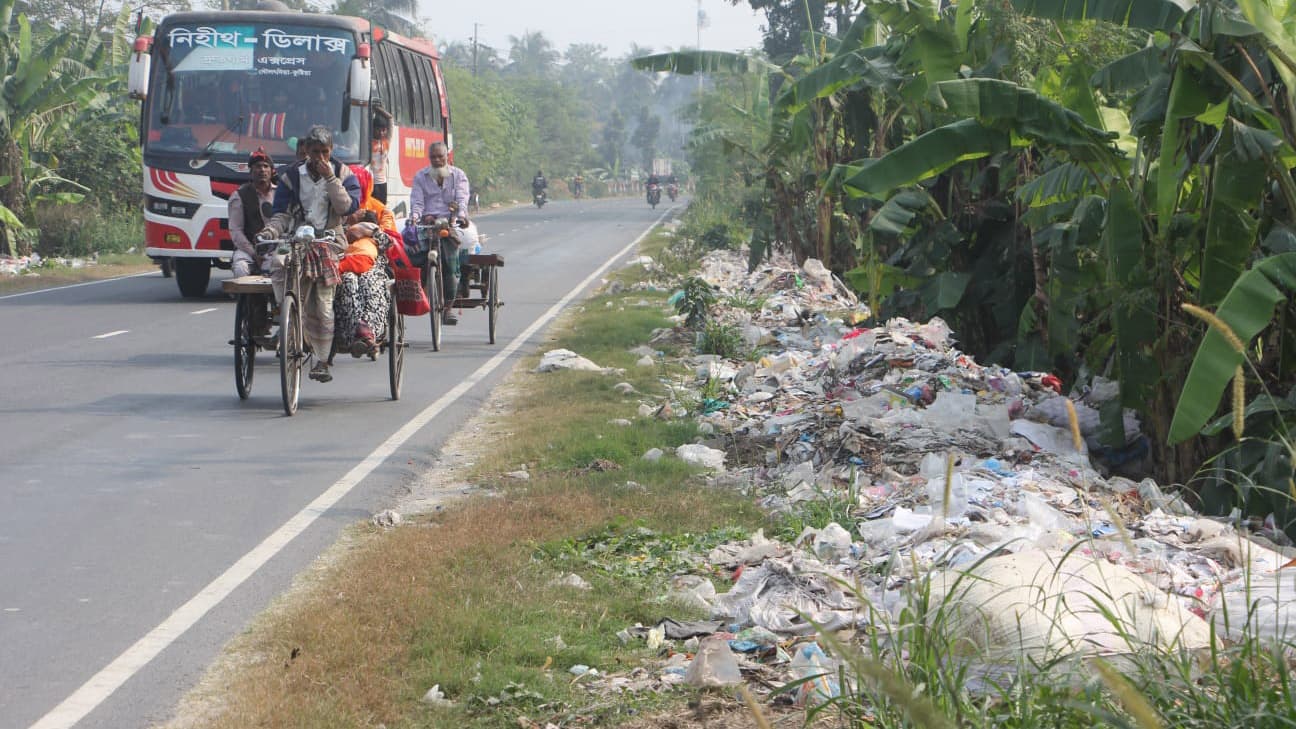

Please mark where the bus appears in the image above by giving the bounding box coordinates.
[128,8,451,297]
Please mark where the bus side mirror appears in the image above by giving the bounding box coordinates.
[128,36,151,100]
[349,44,371,105]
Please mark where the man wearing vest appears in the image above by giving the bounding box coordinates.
[229,147,276,279]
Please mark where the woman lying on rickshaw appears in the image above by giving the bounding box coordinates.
[332,166,404,358]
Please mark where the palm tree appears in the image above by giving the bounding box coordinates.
[506,31,558,78]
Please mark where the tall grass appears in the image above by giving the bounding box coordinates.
[768,539,1296,729]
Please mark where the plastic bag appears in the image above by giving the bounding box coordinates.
[684,636,742,687]
[790,642,840,707]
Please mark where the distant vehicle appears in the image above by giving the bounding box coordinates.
[128,9,453,297]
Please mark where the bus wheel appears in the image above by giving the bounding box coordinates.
[176,259,211,298]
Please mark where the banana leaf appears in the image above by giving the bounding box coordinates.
[1200,122,1266,306]
[1229,118,1296,168]
[906,29,960,85]
[1156,69,1210,239]
[929,78,1118,155]
[1016,162,1101,206]
[870,189,942,235]
[776,50,901,114]
[1201,394,1296,435]
[835,119,1012,197]
[923,271,973,311]
[1170,253,1296,443]
[869,0,943,34]
[1203,3,1261,37]
[1010,0,1189,30]
[1104,184,1158,408]
[1092,46,1168,94]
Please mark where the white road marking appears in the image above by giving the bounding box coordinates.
[0,272,157,301]
[92,330,128,340]
[190,307,218,315]
[28,206,676,729]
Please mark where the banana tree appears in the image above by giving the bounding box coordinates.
[0,0,110,253]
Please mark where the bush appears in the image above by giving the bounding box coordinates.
[679,196,746,251]
[697,321,745,359]
[32,202,142,257]
[48,111,143,210]
[675,276,716,328]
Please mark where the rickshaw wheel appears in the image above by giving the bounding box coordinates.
[279,294,302,416]
[424,259,442,351]
[388,303,404,400]
[234,294,256,399]
[487,267,499,345]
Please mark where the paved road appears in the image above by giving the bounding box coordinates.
[0,196,678,729]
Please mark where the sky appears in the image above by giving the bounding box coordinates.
[418,0,766,59]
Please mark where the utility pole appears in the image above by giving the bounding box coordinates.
[472,22,481,77]
[696,0,704,112]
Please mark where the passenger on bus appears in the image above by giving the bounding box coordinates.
[408,141,470,325]
[369,104,393,205]
[229,147,276,280]
[258,125,361,383]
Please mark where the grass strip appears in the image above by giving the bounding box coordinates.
[168,229,768,728]
[0,253,158,294]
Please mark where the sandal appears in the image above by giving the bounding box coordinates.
[308,362,332,383]
[350,323,377,357]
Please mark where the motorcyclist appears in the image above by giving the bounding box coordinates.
[409,141,471,325]
[645,172,661,205]
[257,125,361,383]
[531,170,547,202]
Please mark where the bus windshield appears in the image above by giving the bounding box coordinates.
[146,21,364,164]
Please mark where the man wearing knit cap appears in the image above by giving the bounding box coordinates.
[229,147,276,279]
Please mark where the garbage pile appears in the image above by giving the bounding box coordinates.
[0,254,40,276]
[1,252,97,277]
[580,248,1296,704]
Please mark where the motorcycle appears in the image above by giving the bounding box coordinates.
[646,183,661,209]
[532,189,547,208]
[667,183,679,202]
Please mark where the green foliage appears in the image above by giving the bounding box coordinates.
[727,291,767,313]
[696,321,746,359]
[670,0,1296,509]
[440,36,687,196]
[1171,254,1296,443]
[675,276,717,328]
[48,109,142,209]
[678,194,748,251]
[537,522,748,582]
[32,202,141,256]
